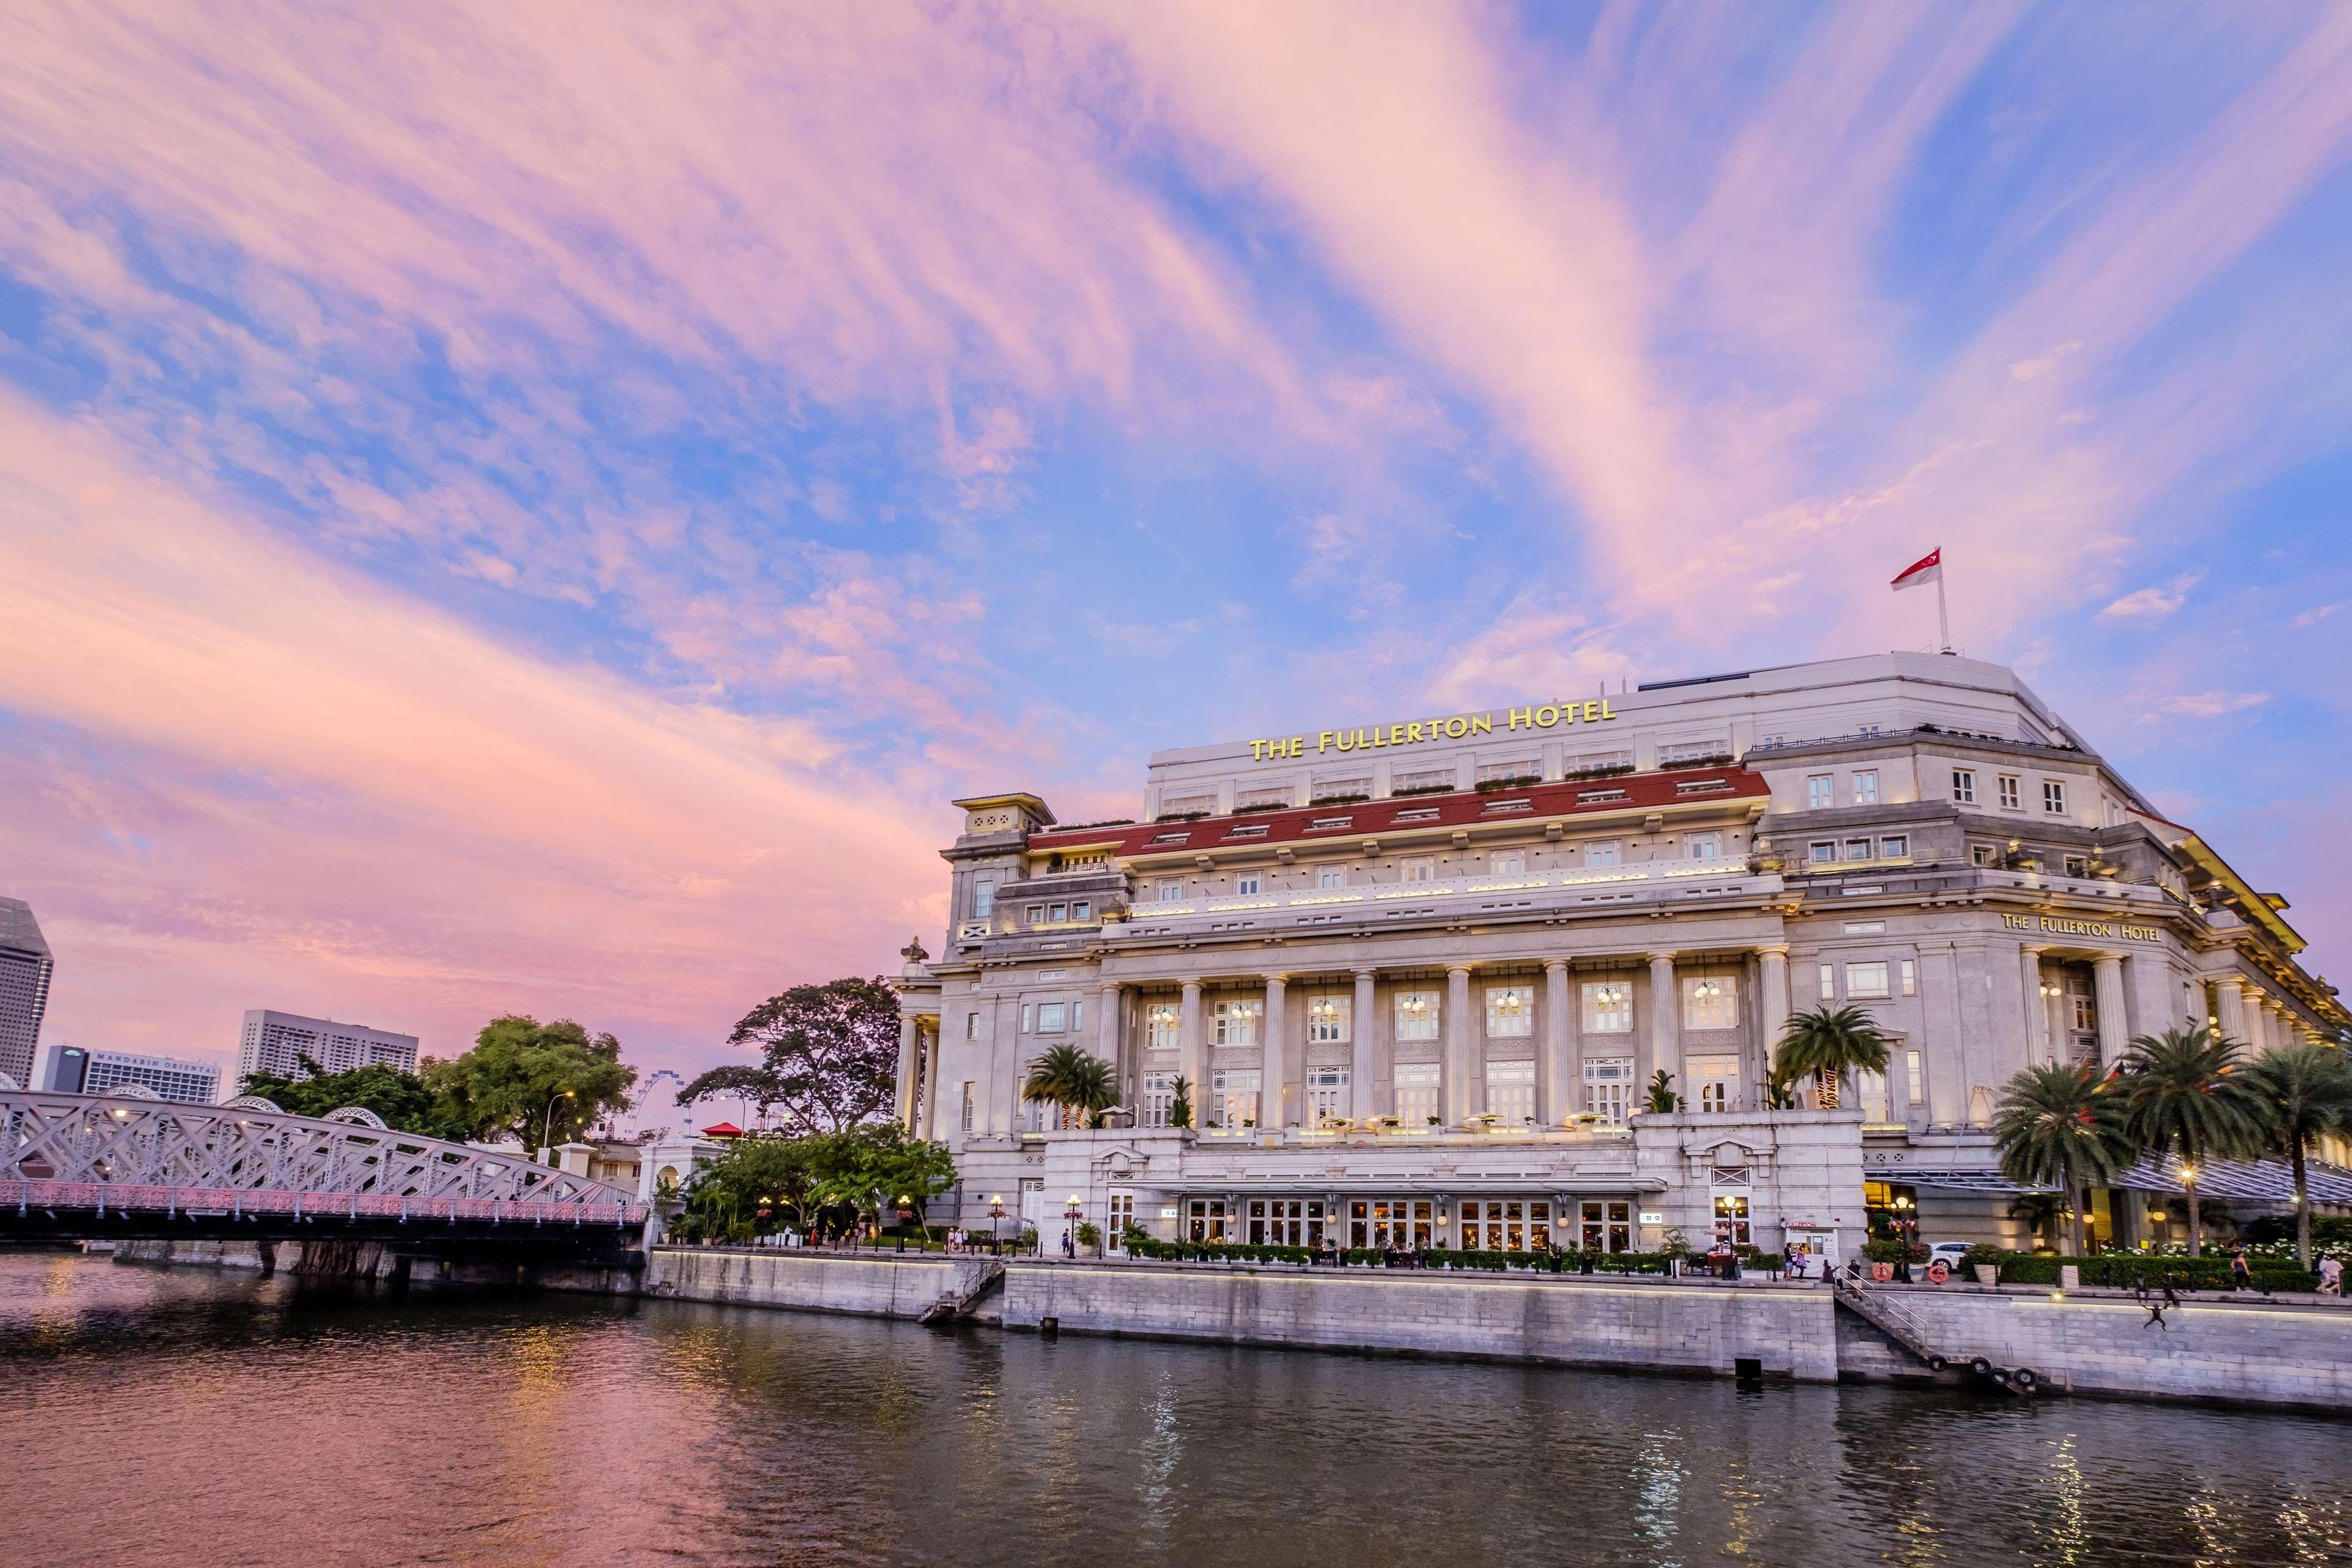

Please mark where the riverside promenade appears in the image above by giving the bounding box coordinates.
[633,1246,2352,1414]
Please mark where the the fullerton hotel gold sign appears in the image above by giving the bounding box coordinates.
[1250,699,1619,760]
[2002,913,2163,943]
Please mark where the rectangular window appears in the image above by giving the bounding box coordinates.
[1185,1197,1229,1243]
[1819,963,1836,1001]
[2062,854,2087,878]
[1317,866,1347,890]
[1581,1198,1633,1253]
[1809,840,1836,864]
[1489,849,1526,876]
[1484,984,1534,1037]
[1999,775,2020,810]
[1852,770,1879,805]
[1684,832,1723,860]
[1952,769,1976,804]
[1681,974,1738,1031]
[1210,1068,1261,1129]
[1158,881,1185,903]
[1587,840,1621,867]
[2044,780,2067,815]
[1907,1050,1925,1118]
[1145,1002,1180,1050]
[960,1082,975,1132]
[1020,1003,1033,1033]
[1483,1060,1536,1125]
[1142,1071,1175,1129]
[1846,962,1891,1000]
[1711,1193,1752,1247]
[1843,837,1872,861]
[1212,998,1264,1047]
[972,879,996,917]
[1025,906,1044,924]
[1393,990,1440,1041]
[1852,1068,1890,1124]
[966,1012,979,1040]
[1306,995,1351,1044]
[1691,1057,1739,1114]
[1037,1001,1067,1033]
[1807,775,1833,809]
[1971,843,1997,867]
[1072,1000,1085,1033]
[1072,901,1091,922]
[1879,835,1909,859]
[1401,856,1436,883]
[1581,980,1633,1033]
[1583,1058,1634,1127]
[1048,903,1066,922]
[1307,1065,1351,1123]
[1235,874,1261,895]
[1900,959,1917,997]
[1395,1061,1441,1126]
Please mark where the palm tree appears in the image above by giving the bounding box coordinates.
[2005,1192,2067,1253]
[2115,1027,2276,1257]
[1643,1069,1681,1114]
[1773,1005,1892,1110]
[2242,1044,2352,1267]
[1991,1062,2134,1255]
[1021,1044,1118,1131]
[1167,1074,1194,1130]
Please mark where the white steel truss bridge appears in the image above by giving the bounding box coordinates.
[0,1090,647,1251]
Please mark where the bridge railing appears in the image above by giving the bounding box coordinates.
[1,1178,646,1226]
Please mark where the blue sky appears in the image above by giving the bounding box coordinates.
[0,3,2345,1086]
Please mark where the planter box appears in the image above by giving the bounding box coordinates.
[1973,1264,1997,1285]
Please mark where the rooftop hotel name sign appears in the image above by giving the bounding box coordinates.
[2002,913,2163,943]
[1250,700,1618,760]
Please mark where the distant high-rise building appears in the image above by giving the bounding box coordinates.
[38,1044,221,1104]
[0,897,55,1088]
[236,1009,420,1089]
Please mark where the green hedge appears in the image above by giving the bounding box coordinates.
[1125,1243,1688,1275]
[1991,1253,2317,1293]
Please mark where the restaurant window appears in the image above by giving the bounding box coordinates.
[1245,1197,1325,1248]
[1307,995,1351,1043]
[1681,974,1738,1031]
[1185,1198,1229,1243]
[1145,1002,1180,1050]
[1349,1199,1434,1250]
[1689,1056,1739,1114]
[1580,1200,1633,1254]
[1847,962,1891,1000]
[1852,770,1879,805]
[1395,1061,1441,1126]
[1583,1058,1634,1126]
[1711,1193,1752,1248]
[1581,980,1632,1033]
[1461,1199,1551,1252]
[1393,990,1440,1041]
[1308,1066,1351,1122]
[1951,769,1976,804]
[1485,984,1534,1038]
[1142,1071,1175,1129]
[1485,1060,1535,1125]
[1213,998,1264,1047]
[1999,775,2021,810]
[1210,1068,1261,1129]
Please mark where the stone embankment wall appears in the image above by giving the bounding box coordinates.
[641,1246,954,1317]
[1874,1286,2352,1411]
[1000,1262,1841,1381]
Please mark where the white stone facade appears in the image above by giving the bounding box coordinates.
[899,652,2346,1254]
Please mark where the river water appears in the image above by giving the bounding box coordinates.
[4,1253,2347,1567]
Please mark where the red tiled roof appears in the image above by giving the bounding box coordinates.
[701,1121,744,1137]
[1028,766,1768,859]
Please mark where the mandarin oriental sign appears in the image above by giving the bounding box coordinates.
[1250,699,1618,760]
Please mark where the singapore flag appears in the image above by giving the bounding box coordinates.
[1890,548,1942,590]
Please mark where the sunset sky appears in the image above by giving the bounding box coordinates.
[3,4,2348,1094]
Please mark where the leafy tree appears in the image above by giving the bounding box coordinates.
[681,1125,956,1240]
[2116,1027,2275,1257]
[1643,1070,1681,1114]
[2005,1192,2066,1253]
[1022,1044,1118,1129]
[2241,1044,2352,1267]
[1772,1005,1892,1109]
[423,1016,636,1147]
[679,976,899,1134]
[236,1058,468,1140]
[1990,1063,2133,1254]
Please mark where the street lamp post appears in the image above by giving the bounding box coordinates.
[989,1193,1006,1256]
[540,1088,577,1164]
[1063,1193,1084,1259]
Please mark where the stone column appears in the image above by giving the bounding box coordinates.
[1178,980,1204,1123]
[2018,947,2050,1064]
[895,1014,920,1132]
[2214,975,2248,1046]
[1097,982,1125,1105]
[1261,974,1288,1129]
[2244,995,2271,1053]
[2092,956,2128,1066]
[920,1024,941,1141]
[1352,969,1379,1119]
[1542,960,1572,1126]
[1756,946,1790,1106]
[1446,964,1474,1126]
[1648,953,1680,1106]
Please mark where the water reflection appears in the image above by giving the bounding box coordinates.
[2,1254,2348,1567]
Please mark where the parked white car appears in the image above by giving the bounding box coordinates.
[1927,1242,1972,1270]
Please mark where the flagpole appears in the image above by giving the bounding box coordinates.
[1936,567,1951,654]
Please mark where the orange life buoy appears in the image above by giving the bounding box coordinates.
[1926,1259,1951,1284]
[1871,1261,1894,1283]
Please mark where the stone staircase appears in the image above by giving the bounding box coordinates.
[1832,1275,2037,1394]
[920,1255,1005,1325]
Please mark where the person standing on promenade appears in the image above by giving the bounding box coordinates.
[2318,1255,2342,1295]
[2230,1249,2255,1291]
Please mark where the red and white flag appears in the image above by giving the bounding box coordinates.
[1891,548,1942,591]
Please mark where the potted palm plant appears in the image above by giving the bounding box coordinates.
[1772,1005,1892,1110]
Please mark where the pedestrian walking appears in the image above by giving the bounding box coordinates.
[2318,1256,2342,1296]
[2230,1249,2255,1292]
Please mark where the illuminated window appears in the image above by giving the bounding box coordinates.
[1212,998,1264,1047]
[1711,1192,1752,1247]
[1393,990,1440,1041]
[1900,960,1917,997]
[1581,980,1632,1033]
[1847,962,1891,1000]
[1583,1059,1633,1126]
[1307,995,1351,1044]
[1395,1061,1441,1125]
[1307,1066,1351,1121]
[1681,974,1738,1031]
[1483,1060,1535,1125]
[1209,1068,1261,1129]
[1145,1003,1180,1050]
[1485,985,1534,1037]
[1036,1002,1067,1033]
[1691,1057,1739,1114]
[1142,1071,1176,1129]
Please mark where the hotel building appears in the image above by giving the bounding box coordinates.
[236,1009,420,1088]
[36,1044,222,1104]
[0,897,55,1090]
[895,652,2346,1256]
